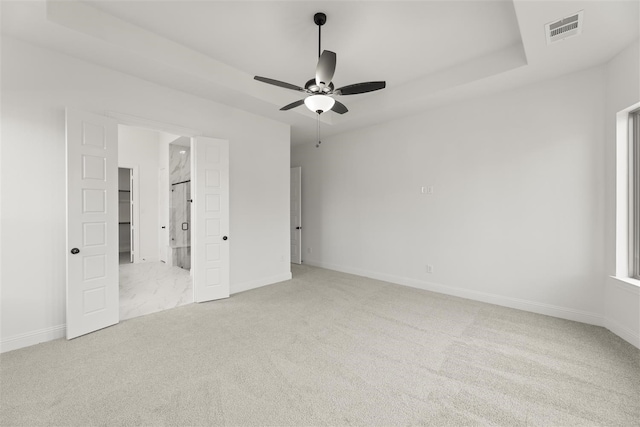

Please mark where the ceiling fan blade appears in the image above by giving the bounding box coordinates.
[335,81,386,96]
[315,50,337,87]
[254,76,305,92]
[331,100,348,114]
[280,99,306,111]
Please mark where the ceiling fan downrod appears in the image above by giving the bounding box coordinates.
[314,12,326,59]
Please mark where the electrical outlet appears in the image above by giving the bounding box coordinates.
[426,264,434,274]
[307,247,312,254]
[421,186,434,194]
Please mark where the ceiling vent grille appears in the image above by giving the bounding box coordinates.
[545,10,583,45]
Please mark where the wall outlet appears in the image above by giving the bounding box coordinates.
[307,247,312,254]
[426,264,434,273]
[421,186,434,194]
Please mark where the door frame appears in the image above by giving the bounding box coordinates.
[108,111,199,269]
[117,164,140,263]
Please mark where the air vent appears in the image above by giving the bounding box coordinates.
[545,10,583,45]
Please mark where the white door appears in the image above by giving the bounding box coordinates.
[192,136,229,302]
[158,166,169,263]
[66,109,119,339]
[290,167,302,264]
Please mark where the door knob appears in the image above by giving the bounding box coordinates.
[70,248,80,254]
[223,236,228,241]
[296,227,301,229]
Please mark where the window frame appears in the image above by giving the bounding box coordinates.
[630,110,640,279]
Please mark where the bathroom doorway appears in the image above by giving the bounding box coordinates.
[118,125,193,320]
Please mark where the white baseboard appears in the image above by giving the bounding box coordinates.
[4,268,634,353]
[604,277,640,349]
[0,272,294,353]
[304,260,604,326]
[0,324,66,354]
[604,317,640,348]
[232,271,292,295]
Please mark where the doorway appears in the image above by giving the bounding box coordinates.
[117,125,193,320]
[118,125,193,320]
[65,109,230,339]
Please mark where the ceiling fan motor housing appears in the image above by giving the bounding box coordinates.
[305,79,334,94]
[314,13,327,26]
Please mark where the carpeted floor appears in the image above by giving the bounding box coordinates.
[1,264,639,426]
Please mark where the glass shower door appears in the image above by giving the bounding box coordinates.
[170,181,191,269]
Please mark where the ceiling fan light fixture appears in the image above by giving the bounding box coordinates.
[304,94,335,114]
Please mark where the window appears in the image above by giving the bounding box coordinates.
[631,110,640,279]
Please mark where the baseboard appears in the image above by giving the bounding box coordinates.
[4,268,630,353]
[604,317,640,349]
[604,277,640,349]
[304,260,604,326]
[1,272,293,353]
[231,271,292,295]
[0,324,66,354]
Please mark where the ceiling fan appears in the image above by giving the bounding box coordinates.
[254,12,386,116]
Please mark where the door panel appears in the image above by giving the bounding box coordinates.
[192,137,229,302]
[158,167,169,263]
[290,167,302,264]
[66,109,119,339]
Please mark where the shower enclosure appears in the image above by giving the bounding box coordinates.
[171,180,191,269]
[169,141,191,270]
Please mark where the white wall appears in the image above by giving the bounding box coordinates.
[118,125,160,262]
[292,65,608,325]
[603,40,640,348]
[0,37,291,352]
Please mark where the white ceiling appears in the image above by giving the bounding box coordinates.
[2,1,638,145]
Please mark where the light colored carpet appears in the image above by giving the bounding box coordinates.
[1,264,639,426]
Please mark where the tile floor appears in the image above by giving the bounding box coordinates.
[119,261,192,320]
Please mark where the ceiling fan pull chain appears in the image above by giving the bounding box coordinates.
[316,113,322,148]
